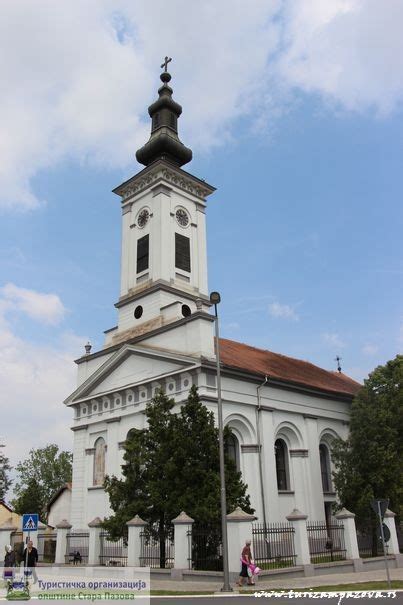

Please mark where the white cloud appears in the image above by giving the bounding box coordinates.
[268,301,299,321]
[0,293,84,484]
[1,0,403,210]
[322,332,346,349]
[362,343,378,355]
[1,283,66,325]
[276,0,403,115]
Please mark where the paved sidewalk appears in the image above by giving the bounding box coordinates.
[147,567,403,593]
[1,567,401,598]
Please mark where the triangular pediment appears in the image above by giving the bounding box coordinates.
[65,345,198,405]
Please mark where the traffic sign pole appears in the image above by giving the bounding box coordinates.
[377,500,391,589]
[22,513,38,584]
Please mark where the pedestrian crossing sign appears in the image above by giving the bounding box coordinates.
[22,513,39,531]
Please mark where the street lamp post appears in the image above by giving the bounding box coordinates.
[210,291,232,592]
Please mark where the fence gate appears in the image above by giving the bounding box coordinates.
[37,532,56,563]
[99,532,127,566]
[139,523,174,568]
[65,532,89,564]
[190,523,223,571]
[252,522,296,570]
[307,520,346,563]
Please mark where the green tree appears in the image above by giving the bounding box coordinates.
[0,440,12,500]
[332,355,403,553]
[12,478,43,517]
[12,444,72,521]
[104,386,253,566]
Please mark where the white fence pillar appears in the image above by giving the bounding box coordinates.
[335,508,360,560]
[384,509,400,556]
[226,507,257,577]
[55,520,72,565]
[0,521,18,559]
[127,515,147,567]
[286,509,311,568]
[88,517,103,565]
[35,522,48,559]
[172,511,194,571]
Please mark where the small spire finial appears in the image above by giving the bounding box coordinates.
[335,356,342,373]
[85,342,92,356]
[161,56,172,73]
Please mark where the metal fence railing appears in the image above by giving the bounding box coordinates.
[189,523,222,571]
[10,531,24,565]
[37,532,57,563]
[139,523,174,568]
[252,522,297,570]
[99,532,127,566]
[397,526,403,554]
[356,521,387,559]
[307,520,346,563]
[65,532,89,564]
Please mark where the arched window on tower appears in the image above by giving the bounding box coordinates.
[225,432,240,473]
[319,443,332,492]
[126,428,138,441]
[93,437,106,486]
[275,438,289,491]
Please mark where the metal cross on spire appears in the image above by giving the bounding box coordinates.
[335,356,342,373]
[161,56,172,72]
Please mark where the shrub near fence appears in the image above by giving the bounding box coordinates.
[190,523,223,571]
[139,523,174,568]
[307,520,346,563]
[252,522,297,570]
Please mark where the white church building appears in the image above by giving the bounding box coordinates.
[63,64,360,531]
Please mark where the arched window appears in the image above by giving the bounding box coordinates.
[275,439,289,491]
[225,432,240,472]
[93,437,106,486]
[319,444,332,492]
[126,428,138,441]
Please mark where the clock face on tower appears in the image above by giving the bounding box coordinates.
[137,208,149,228]
[175,208,189,227]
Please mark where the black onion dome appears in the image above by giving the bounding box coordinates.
[136,69,192,167]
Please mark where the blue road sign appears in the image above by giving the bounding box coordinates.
[22,513,39,532]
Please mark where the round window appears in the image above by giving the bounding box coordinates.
[182,304,191,318]
[134,305,143,319]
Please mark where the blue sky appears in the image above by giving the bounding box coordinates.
[0,0,402,477]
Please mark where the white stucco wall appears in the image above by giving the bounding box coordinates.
[68,357,351,529]
[48,489,72,528]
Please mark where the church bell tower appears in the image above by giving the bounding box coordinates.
[104,59,216,358]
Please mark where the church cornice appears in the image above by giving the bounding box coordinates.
[113,160,215,204]
[114,280,211,309]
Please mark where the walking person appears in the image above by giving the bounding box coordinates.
[236,538,255,587]
[22,540,38,584]
[3,545,16,581]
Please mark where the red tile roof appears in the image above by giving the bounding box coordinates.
[219,338,361,397]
